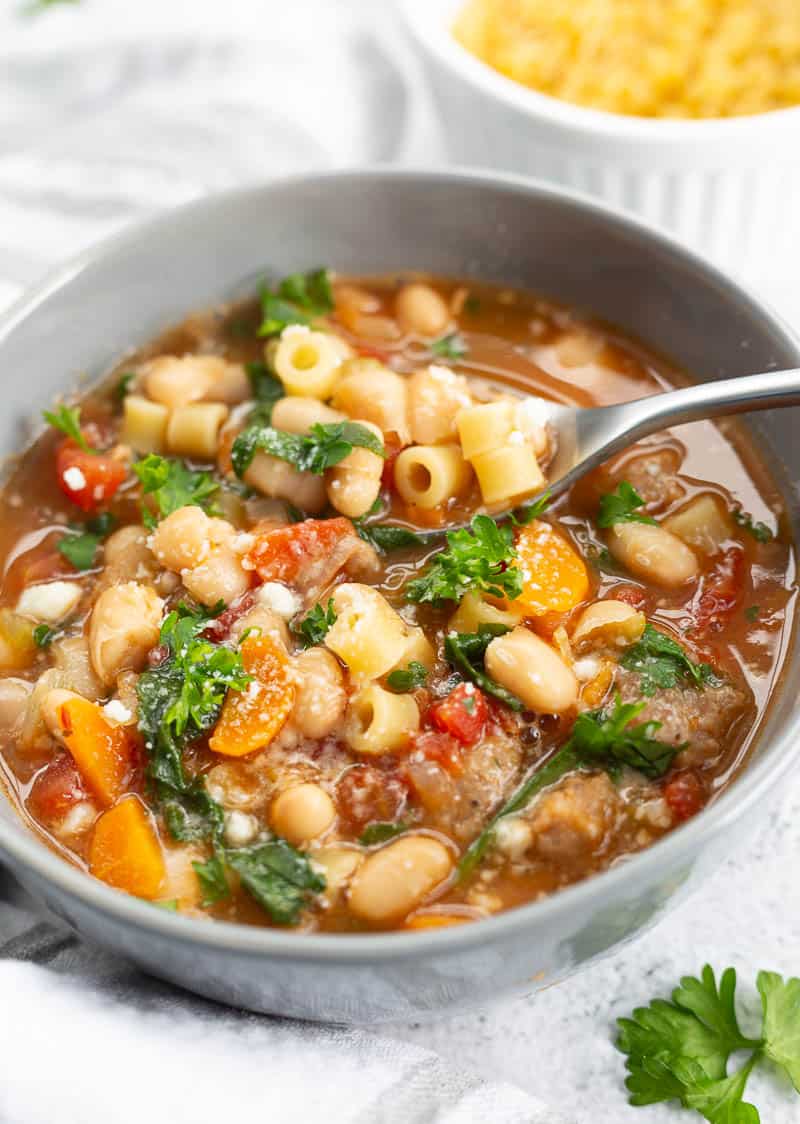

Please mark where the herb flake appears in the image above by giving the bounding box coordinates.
[598,481,657,528]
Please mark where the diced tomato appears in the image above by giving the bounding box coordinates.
[27,753,87,824]
[245,517,353,585]
[381,436,401,491]
[691,547,745,633]
[410,730,464,774]
[336,764,408,833]
[201,591,256,643]
[429,683,488,746]
[663,770,705,822]
[611,584,649,612]
[56,439,126,513]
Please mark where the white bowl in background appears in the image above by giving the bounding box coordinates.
[397,0,800,282]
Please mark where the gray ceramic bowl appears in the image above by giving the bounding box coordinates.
[0,169,798,1023]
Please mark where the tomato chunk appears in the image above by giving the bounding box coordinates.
[245,517,354,585]
[430,683,488,746]
[691,547,745,633]
[663,770,705,822]
[336,764,408,833]
[56,439,126,513]
[410,730,464,774]
[28,753,87,824]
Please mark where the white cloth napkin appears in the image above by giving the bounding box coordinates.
[0,2,563,1121]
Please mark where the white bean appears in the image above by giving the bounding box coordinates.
[608,522,699,587]
[89,582,163,685]
[485,626,578,714]
[270,783,336,845]
[348,835,453,924]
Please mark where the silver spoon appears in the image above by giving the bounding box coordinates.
[525,368,800,506]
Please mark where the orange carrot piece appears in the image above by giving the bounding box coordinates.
[89,796,165,900]
[513,520,590,616]
[209,633,295,758]
[59,696,135,808]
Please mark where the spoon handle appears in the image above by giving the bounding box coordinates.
[611,368,800,442]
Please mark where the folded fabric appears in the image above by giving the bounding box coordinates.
[0,874,565,1124]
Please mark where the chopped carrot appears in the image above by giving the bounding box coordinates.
[406,913,470,930]
[89,796,166,900]
[209,633,295,758]
[59,696,136,807]
[513,520,590,616]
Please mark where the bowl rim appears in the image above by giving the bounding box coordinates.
[395,0,800,141]
[1,164,799,963]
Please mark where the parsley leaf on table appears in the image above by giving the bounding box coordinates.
[617,964,800,1122]
[597,481,657,528]
[257,267,334,338]
[386,661,429,692]
[430,332,468,360]
[444,625,523,711]
[133,454,219,528]
[621,624,719,696]
[42,405,94,453]
[406,514,522,605]
[293,599,336,647]
[231,421,384,479]
[226,838,325,926]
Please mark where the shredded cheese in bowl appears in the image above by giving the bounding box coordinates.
[453,0,800,119]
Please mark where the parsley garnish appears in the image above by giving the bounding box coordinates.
[257,267,334,338]
[458,694,677,880]
[597,481,657,528]
[430,332,468,360]
[444,625,523,711]
[294,599,336,647]
[744,605,761,622]
[510,490,552,526]
[621,624,718,696]
[33,624,57,648]
[231,421,384,479]
[192,853,230,907]
[113,372,135,405]
[133,454,219,528]
[617,965,800,1121]
[359,821,412,846]
[406,515,522,605]
[42,405,93,454]
[733,508,773,544]
[386,661,428,692]
[245,360,284,425]
[136,603,249,842]
[356,523,429,552]
[226,839,326,925]
[57,512,116,571]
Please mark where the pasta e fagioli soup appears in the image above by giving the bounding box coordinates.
[0,271,793,931]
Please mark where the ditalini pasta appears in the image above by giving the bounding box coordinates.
[0,269,790,935]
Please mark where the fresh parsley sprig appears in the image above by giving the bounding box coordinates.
[598,481,657,528]
[621,624,719,696]
[458,694,677,880]
[293,599,337,647]
[430,332,468,360]
[42,405,94,454]
[617,964,800,1121]
[406,514,522,605]
[386,661,428,692]
[257,267,334,338]
[444,625,523,711]
[231,421,385,479]
[733,508,774,544]
[136,603,249,842]
[245,361,284,425]
[57,512,116,571]
[133,454,220,528]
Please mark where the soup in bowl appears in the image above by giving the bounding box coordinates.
[0,171,797,1020]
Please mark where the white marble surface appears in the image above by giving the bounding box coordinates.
[1,3,799,1121]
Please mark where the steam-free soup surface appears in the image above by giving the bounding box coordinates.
[0,272,793,931]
